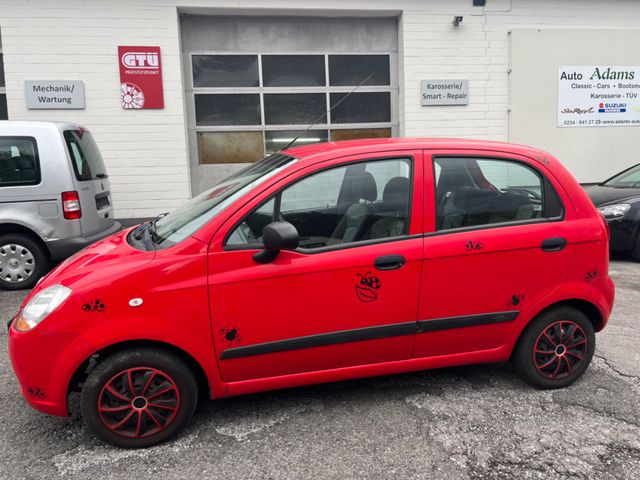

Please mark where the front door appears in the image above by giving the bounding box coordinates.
[208,152,424,382]
[414,151,577,358]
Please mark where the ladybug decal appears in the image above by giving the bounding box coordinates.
[508,293,524,308]
[465,240,483,252]
[82,299,106,313]
[585,270,599,283]
[220,327,241,346]
[356,272,382,303]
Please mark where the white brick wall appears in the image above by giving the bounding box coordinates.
[0,1,188,218]
[2,0,640,217]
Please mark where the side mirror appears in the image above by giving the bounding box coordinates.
[253,221,299,263]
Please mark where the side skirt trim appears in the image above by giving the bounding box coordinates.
[220,310,519,360]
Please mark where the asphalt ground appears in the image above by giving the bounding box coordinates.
[0,259,638,479]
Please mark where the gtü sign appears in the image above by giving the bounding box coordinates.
[121,52,159,70]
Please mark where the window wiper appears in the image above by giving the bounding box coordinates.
[148,212,168,243]
[132,222,155,251]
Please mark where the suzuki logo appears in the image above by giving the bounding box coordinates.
[121,52,159,70]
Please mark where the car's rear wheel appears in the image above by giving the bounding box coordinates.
[81,348,198,448]
[513,306,595,389]
[0,233,49,290]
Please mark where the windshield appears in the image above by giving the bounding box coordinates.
[603,164,640,188]
[150,153,296,248]
[64,129,108,181]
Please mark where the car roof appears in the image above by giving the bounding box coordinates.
[0,120,84,131]
[283,137,550,161]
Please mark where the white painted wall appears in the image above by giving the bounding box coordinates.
[0,1,189,218]
[1,0,640,217]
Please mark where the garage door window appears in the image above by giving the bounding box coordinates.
[192,54,394,164]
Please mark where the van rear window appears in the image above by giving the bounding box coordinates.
[0,136,40,187]
[64,129,108,181]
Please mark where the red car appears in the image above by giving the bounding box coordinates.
[8,138,614,448]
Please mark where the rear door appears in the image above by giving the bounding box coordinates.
[63,129,115,235]
[414,150,577,358]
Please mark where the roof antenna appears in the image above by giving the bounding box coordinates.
[282,70,378,151]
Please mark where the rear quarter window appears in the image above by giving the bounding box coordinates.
[0,136,41,187]
[64,129,108,181]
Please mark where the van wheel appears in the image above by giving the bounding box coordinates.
[0,233,49,290]
[81,348,198,448]
[513,307,595,389]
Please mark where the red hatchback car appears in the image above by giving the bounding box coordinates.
[8,138,614,448]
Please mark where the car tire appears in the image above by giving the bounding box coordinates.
[0,233,50,290]
[81,348,198,448]
[513,306,595,389]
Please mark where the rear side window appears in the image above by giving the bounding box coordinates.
[64,129,108,181]
[0,137,40,187]
[434,157,563,231]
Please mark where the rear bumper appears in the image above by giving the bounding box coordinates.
[594,275,616,331]
[46,221,121,261]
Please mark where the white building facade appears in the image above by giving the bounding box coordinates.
[1,0,640,219]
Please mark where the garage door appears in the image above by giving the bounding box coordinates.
[180,15,399,194]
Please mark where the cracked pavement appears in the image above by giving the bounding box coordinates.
[1,259,638,479]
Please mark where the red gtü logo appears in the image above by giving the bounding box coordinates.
[121,52,159,69]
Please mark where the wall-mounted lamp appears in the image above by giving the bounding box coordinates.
[452,16,463,27]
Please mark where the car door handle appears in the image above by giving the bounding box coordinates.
[541,237,567,252]
[374,254,406,270]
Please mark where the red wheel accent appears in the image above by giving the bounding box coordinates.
[533,320,588,380]
[97,367,180,439]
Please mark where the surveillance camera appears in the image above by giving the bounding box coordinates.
[452,16,463,27]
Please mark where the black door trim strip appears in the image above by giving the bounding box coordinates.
[220,322,416,360]
[417,310,519,333]
[220,310,519,360]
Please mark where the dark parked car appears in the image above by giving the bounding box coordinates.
[583,163,640,261]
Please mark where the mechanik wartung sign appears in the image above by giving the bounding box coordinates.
[118,46,164,109]
[558,66,640,128]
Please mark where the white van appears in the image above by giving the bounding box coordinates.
[0,121,120,289]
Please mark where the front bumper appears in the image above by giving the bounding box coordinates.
[7,320,93,416]
[46,221,122,262]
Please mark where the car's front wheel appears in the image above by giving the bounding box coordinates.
[513,306,595,389]
[0,233,49,290]
[81,348,198,448]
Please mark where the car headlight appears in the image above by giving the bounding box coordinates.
[598,203,631,219]
[14,284,72,332]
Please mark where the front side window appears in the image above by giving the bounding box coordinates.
[435,157,560,231]
[63,130,107,181]
[227,158,412,250]
[0,137,40,187]
[151,154,296,248]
